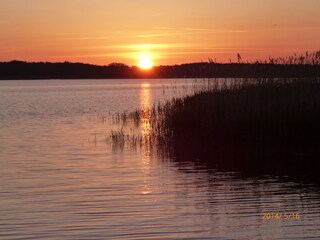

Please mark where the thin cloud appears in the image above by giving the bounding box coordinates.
[136,32,187,38]
[64,27,250,42]
[154,27,177,30]
[158,48,266,56]
[66,36,115,40]
[112,43,186,50]
[184,28,247,33]
[46,53,128,58]
[155,27,248,33]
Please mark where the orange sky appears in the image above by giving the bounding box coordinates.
[0,0,320,66]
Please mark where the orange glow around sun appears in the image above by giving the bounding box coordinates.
[138,53,153,69]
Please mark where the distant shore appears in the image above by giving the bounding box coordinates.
[1,56,320,80]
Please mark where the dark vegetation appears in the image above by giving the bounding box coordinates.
[1,51,320,79]
[158,78,320,180]
[111,77,320,182]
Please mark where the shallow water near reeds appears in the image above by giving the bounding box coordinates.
[1,79,320,239]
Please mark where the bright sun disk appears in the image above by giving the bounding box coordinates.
[139,54,153,69]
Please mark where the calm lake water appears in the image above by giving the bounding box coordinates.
[1,79,320,239]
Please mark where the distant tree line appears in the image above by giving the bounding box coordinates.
[1,51,320,79]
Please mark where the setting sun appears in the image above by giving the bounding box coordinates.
[138,54,153,70]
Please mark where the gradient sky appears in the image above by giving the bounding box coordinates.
[1,0,320,66]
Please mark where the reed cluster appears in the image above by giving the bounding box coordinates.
[110,77,320,179]
[253,50,320,65]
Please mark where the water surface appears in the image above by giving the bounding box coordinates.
[1,79,320,239]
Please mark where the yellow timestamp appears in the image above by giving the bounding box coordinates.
[262,213,300,220]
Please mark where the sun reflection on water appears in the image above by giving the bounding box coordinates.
[140,83,151,108]
[140,82,152,138]
[140,82,152,165]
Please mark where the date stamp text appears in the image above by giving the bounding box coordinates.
[262,213,300,220]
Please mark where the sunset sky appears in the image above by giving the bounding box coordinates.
[1,0,320,66]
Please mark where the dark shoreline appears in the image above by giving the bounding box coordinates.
[1,59,320,80]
